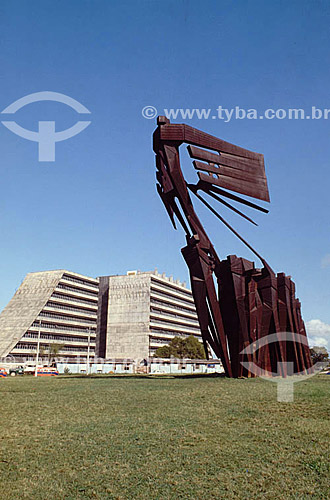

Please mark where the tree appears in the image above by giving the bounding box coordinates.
[153,344,172,358]
[184,335,207,359]
[155,335,206,359]
[49,343,62,364]
[41,343,63,366]
[310,346,329,365]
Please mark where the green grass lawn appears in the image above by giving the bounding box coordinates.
[0,374,329,500]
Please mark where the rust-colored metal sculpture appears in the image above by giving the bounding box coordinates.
[153,116,312,377]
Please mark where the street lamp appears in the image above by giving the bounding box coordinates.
[34,319,41,377]
[86,327,91,375]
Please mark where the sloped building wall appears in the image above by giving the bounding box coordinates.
[0,270,64,358]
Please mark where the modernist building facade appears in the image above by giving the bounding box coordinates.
[96,270,202,360]
[0,269,203,363]
[0,270,99,362]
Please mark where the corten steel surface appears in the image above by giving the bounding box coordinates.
[153,116,312,378]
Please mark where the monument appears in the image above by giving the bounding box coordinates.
[153,116,312,377]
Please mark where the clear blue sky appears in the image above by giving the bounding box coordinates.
[0,0,329,344]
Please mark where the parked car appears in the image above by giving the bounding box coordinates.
[9,365,25,376]
[23,364,37,375]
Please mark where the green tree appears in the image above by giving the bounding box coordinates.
[310,346,329,365]
[46,343,62,366]
[153,345,172,358]
[155,335,206,359]
[184,335,207,359]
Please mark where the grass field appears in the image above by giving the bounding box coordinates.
[0,374,329,500]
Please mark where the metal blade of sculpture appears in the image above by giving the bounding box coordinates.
[153,116,312,378]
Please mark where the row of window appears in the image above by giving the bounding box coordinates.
[9,354,87,361]
[150,284,194,305]
[24,332,95,344]
[150,297,196,315]
[32,321,96,334]
[150,307,199,326]
[150,277,192,297]
[150,317,200,332]
[15,343,95,353]
[39,311,96,325]
[62,274,99,290]
[150,288,194,308]
[61,346,95,353]
[46,301,96,316]
[57,283,98,299]
[52,292,97,307]
[150,328,200,338]
[149,337,174,345]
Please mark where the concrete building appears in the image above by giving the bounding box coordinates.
[0,270,99,362]
[96,270,203,360]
